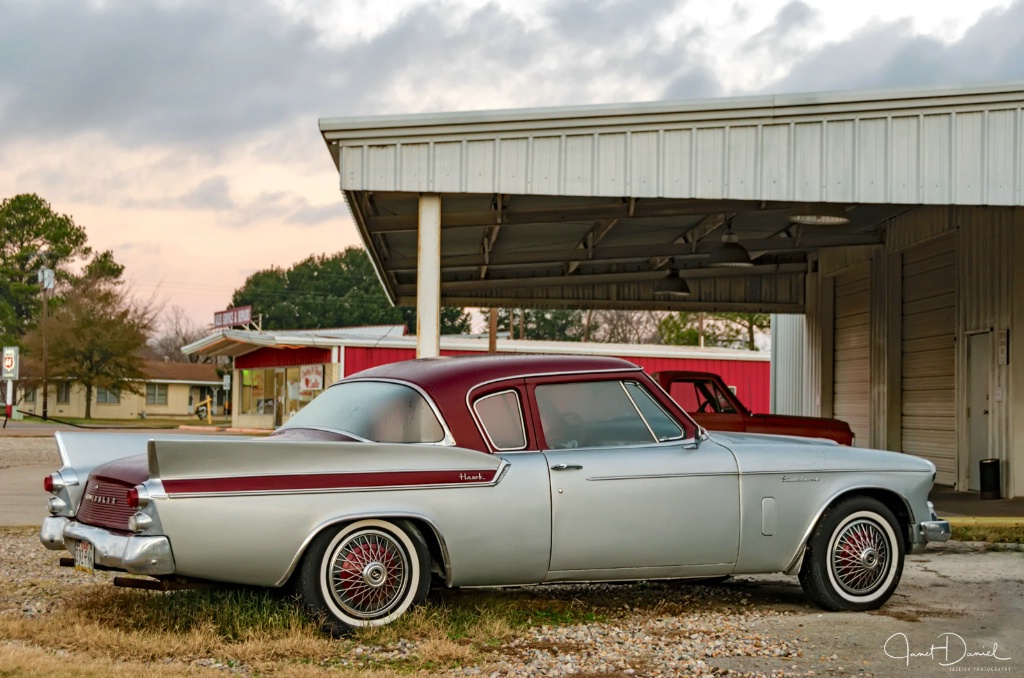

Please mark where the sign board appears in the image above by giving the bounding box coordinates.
[300,365,324,392]
[222,373,231,391]
[213,305,253,329]
[998,329,1010,366]
[2,346,18,380]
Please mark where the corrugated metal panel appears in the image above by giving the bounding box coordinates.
[957,206,1014,490]
[770,314,805,415]
[885,206,955,253]
[728,126,758,199]
[325,84,1024,206]
[833,263,871,444]
[825,120,854,201]
[902,234,956,483]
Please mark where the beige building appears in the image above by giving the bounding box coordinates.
[17,361,223,420]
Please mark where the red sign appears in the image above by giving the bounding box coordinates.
[214,306,253,329]
[300,365,324,392]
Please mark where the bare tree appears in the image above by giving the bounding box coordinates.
[588,310,666,344]
[148,305,211,363]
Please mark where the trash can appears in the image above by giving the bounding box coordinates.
[979,458,1001,500]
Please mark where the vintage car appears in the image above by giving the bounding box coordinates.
[40,354,949,634]
[654,370,856,446]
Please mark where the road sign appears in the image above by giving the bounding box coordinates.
[2,347,18,380]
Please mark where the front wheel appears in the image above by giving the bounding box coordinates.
[799,496,904,611]
[299,519,431,635]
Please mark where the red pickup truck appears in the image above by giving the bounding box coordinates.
[654,370,855,446]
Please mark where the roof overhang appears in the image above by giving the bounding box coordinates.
[320,82,1024,313]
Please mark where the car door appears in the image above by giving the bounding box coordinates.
[531,377,740,574]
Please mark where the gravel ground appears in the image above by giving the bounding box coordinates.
[4,437,1021,676]
[0,436,59,470]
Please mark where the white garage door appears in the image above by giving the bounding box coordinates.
[901,235,956,484]
[833,262,871,445]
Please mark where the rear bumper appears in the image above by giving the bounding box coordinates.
[40,517,175,576]
[909,501,952,553]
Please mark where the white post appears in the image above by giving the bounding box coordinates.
[416,194,442,358]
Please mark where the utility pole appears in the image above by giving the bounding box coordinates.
[38,265,55,420]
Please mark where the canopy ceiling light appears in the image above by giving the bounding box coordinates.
[653,268,690,299]
[790,202,850,226]
[708,227,753,268]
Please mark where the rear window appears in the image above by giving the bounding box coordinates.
[280,381,445,444]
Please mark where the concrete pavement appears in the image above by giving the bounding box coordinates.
[0,464,53,526]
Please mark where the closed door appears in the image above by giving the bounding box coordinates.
[967,333,991,491]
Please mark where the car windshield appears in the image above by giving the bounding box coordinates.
[279,380,446,444]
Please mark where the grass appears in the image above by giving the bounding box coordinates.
[0,579,610,675]
[949,518,1024,543]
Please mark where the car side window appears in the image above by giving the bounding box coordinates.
[474,390,527,451]
[536,381,662,449]
[623,382,684,442]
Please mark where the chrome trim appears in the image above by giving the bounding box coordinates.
[621,380,685,442]
[318,378,457,446]
[471,389,528,452]
[168,459,511,499]
[921,520,952,542]
[782,486,915,573]
[63,522,175,576]
[276,511,453,587]
[588,471,740,482]
[47,496,67,515]
[40,516,69,550]
[133,484,152,508]
[550,464,583,471]
[128,512,153,533]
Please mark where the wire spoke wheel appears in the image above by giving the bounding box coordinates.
[329,529,410,619]
[300,518,431,634]
[799,498,904,611]
[829,518,889,595]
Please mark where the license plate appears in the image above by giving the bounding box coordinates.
[74,539,95,575]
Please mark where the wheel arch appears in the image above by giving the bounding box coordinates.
[785,486,914,573]
[277,512,451,588]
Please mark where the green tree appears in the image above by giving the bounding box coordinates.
[230,247,471,334]
[21,252,156,419]
[487,308,585,341]
[0,194,92,344]
[659,312,771,350]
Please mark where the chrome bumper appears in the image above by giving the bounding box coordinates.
[39,517,175,576]
[909,501,952,553]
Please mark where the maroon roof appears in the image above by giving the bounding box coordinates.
[345,354,645,451]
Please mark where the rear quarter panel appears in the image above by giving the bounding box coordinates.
[147,439,552,587]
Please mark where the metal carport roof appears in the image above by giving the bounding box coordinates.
[319,82,1024,315]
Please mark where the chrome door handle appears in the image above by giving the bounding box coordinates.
[550,463,583,471]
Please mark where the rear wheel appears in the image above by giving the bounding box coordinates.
[799,496,904,611]
[299,519,430,635]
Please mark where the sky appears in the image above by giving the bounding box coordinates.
[2,0,1023,333]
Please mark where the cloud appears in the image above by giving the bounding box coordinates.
[181,176,236,211]
[766,1,1024,93]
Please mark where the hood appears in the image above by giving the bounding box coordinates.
[747,413,852,432]
[708,430,937,475]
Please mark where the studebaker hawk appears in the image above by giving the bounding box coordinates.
[40,354,949,634]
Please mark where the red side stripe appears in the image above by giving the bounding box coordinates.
[163,469,497,494]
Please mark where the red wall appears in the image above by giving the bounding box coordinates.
[343,347,771,414]
[236,347,332,370]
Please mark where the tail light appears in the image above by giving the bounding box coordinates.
[127,485,151,509]
[44,473,64,493]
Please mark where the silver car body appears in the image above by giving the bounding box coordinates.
[42,424,946,590]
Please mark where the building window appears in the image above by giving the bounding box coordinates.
[146,383,168,405]
[57,382,71,404]
[23,388,36,403]
[96,387,120,404]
